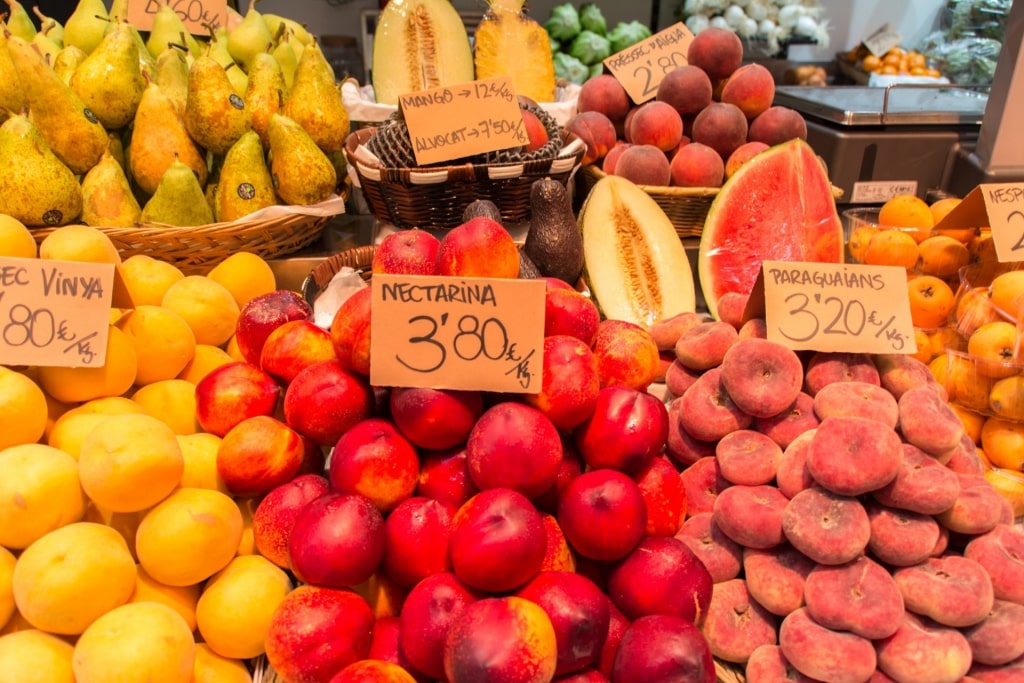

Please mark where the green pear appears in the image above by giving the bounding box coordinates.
[243,51,285,148]
[81,150,140,226]
[31,19,62,64]
[227,0,273,72]
[125,23,158,82]
[108,0,129,23]
[215,130,275,221]
[0,30,26,117]
[62,0,110,55]
[282,39,350,154]
[267,112,336,206]
[141,158,214,226]
[31,7,64,47]
[270,31,298,92]
[263,13,312,47]
[70,22,144,130]
[206,27,248,96]
[0,114,83,226]
[52,44,87,85]
[184,52,251,155]
[155,46,190,116]
[2,0,36,42]
[6,34,108,175]
[145,1,201,59]
[129,80,207,196]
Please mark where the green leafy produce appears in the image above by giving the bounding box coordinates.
[553,51,589,84]
[569,29,611,66]
[608,20,652,53]
[579,3,607,35]
[544,3,582,42]
[588,62,604,80]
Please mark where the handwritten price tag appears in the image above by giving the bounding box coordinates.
[761,260,917,354]
[0,257,113,367]
[369,275,545,393]
[603,22,694,104]
[862,22,903,57]
[931,183,1024,263]
[399,76,529,166]
[127,0,228,36]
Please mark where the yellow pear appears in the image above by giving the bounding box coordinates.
[267,113,336,206]
[155,46,190,116]
[81,151,141,227]
[226,0,273,72]
[281,39,349,154]
[185,52,251,156]
[52,44,88,86]
[62,0,110,55]
[215,130,276,222]
[70,22,146,130]
[0,30,26,118]
[2,0,36,42]
[263,14,312,46]
[145,0,202,59]
[207,27,249,96]
[243,51,286,148]
[31,6,64,47]
[0,114,83,227]
[30,19,62,64]
[141,158,214,226]
[128,80,208,196]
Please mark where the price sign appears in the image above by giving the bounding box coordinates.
[369,274,545,393]
[398,76,529,166]
[0,257,114,367]
[758,260,917,354]
[603,22,694,104]
[127,0,228,36]
[932,183,1024,263]
[862,22,903,57]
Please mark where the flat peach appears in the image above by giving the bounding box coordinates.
[742,543,815,618]
[781,487,870,565]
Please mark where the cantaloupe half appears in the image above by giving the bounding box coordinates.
[580,175,696,326]
[698,137,844,320]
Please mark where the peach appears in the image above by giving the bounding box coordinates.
[935,473,1006,535]
[611,143,671,186]
[627,101,684,153]
[380,496,454,588]
[714,429,783,486]
[329,418,420,514]
[523,335,600,431]
[691,101,748,160]
[811,380,899,428]
[742,544,815,618]
[712,484,789,550]
[372,228,441,276]
[574,386,669,474]
[674,511,743,583]
[576,74,631,125]
[601,141,631,175]
[606,535,713,624]
[686,26,743,80]
[775,429,816,499]
[678,452,728,515]
[781,487,870,565]
[665,359,702,399]
[543,287,600,345]
[719,337,804,419]
[264,585,375,683]
[466,402,562,498]
[288,491,386,588]
[724,140,769,179]
[610,614,715,683]
[520,108,550,153]
[646,310,705,351]
[539,513,575,572]
[234,289,312,367]
[897,385,965,456]
[665,399,716,466]
[591,319,661,391]
[656,64,713,116]
[330,286,372,377]
[668,141,723,188]
[633,454,687,537]
[738,316,768,339]
[970,656,1024,683]
[435,217,520,279]
[803,351,881,396]
[778,607,877,683]
[252,473,330,569]
[514,570,610,676]
[720,63,775,120]
[557,468,646,562]
[715,292,751,330]
[871,443,961,515]
[399,572,481,680]
[217,415,306,498]
[963,599,1024,666]
[866,499,943,567]
[566,110,617,166]
[754,392,819,449]
[963,523,1024,604]
[416,446,478,509]
[893,554,994,628]
[804,555,904,640]
[874,612,973,683]
[744,644,818,683]
[674,320,737,371]
[747,106,808,146]
[701,578,778,664]
[282,358,375,447]
[873,352,948,401]
[678,367,753,442]
[194,361,280,437]
[389,386,483,451]
[805,416,903,496]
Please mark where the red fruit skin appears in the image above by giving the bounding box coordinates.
[287,491,386,588]
[194,361,281,437]
[252,473,330,569]
[282,358,375,446]
[235,290,312,366]
[573,386,669,474]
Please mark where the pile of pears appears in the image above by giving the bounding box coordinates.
[0,0,349,229]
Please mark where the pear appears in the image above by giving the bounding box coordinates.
[2,0,36,42]
[264,14,312,46]
[80,150,140,227]
[108,0,128,23]
[243,51,286,148]
[52,44,87,85]
[155,46,190,116]
[215,130,275,221]
[267,112,336,206]
[125,23,158,81]
[0,30,26,118]
[145,1,201,59]
[271,31,298,91]
[31,7,64,47]
[62,0,110,55]
[207,27,248,96]
[227,0,273,72]
[184,52,251,156]
[141,158,214,226]
[0,114,83,227]
[6,34,108,175]
[31,19,62,64]
[129,80,207,196]
[282,40,350,154]
[106,130,125,169]
[70,22,145,130]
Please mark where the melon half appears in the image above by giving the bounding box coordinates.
[698,137,844,320]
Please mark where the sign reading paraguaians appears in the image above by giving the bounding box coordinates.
[0,257,113,367]
[369,274,546,393]
[603,22,695,104]
[127,0,229,35]
[398,76,530,166]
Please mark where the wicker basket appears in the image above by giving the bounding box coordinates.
[300,244,376,305]
[345,127,586,231]
[30,194,349,274]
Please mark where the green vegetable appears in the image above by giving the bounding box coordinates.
[549,34,562,54]
[568,29,611,66]
[544,3,582,43]
[553,51,589,85]
[579,3,607,36]
[608,20,652,54]
[588,62,605,80]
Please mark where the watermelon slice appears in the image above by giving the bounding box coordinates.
[698,137,844,320]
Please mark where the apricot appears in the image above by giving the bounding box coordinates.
[612,144,671,186]
[720,63,775,120]
[669,141,724,188]
[748,106,808,146]
[691,102,748,160]
[656,64,713,116]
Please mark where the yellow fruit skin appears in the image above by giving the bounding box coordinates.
[0,213,37,258]
[117,305,197,386]
[0,444,85,550]
[129,565,200,632]
[192,643,252,683]
[0,548,16,630]
[0,629,76,683]
[0,367,48,450]
[37,325,138,404]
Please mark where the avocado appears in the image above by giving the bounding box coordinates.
[523,177,584,285]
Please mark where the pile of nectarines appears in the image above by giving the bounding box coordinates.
[566,26,808,189]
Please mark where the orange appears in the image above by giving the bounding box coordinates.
[980,416,1024,471]
[966,320,1023,378]
[907,275,956,329]
[862,229,919,269]
[879,193,934,241]
[916,234,970,279]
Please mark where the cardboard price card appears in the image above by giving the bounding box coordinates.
[127,0,228,35]
[862,22,903,57]
[603,22,694,104]
[758,260,917,354]
[933,183,1024,263]
[398,76,530,166]
[369,275,545,393]
[0,257,114,367]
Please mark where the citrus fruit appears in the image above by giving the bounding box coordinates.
[0,444,85,549]
[206,252,277,309]
[0,367,48,450]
